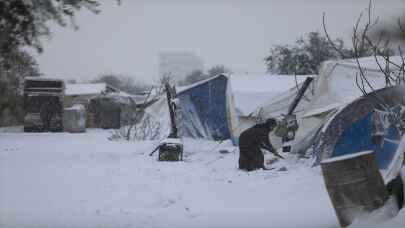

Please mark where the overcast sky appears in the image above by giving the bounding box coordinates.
[34,0,405,83]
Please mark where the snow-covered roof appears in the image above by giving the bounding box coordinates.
[230,73,312,116]
[65,83,113,96]
[336,55,404,71]
[302,56,403,118]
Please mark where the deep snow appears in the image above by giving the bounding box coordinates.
[0,129,403,228]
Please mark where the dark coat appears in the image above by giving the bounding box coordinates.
[238,123,275,171]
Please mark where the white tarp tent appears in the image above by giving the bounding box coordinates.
[250,56,402,154]
[293,56,402,155]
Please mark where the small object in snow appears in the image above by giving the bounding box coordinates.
[227,180,232,183]
[219,149,230,154]
[278,166,288,171]
[158,141,183,161]
[149,137,184,161]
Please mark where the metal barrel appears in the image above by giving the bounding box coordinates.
[321,151,389,227]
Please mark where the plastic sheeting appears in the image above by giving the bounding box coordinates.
[251,77,315,120]
[249,56,403,156]
[314,85,405,184]
[177,75,235,140]
[177,74,239,142]
[139,75,239,143]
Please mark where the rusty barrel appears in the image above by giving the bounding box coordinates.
[321,150,389,227]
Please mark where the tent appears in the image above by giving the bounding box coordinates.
[176,74,240,142]
[296,56,402,154]
[250,76,315,120]
[230,73,309,132]
[140,74,239,143]
[251,56,402,155]
[88,93,137,129]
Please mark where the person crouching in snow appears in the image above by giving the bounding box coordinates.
[238,118,281,171]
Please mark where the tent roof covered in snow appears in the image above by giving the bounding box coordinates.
[303,56,404,118]
[253,56,404,121]
[229,73,310,117]
[249,76,315,120]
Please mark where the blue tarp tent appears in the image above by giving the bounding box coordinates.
[314,85,405,181]
[176,74,239,143]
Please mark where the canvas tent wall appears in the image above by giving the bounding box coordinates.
[139,74,239,142]
[293,56,402,155]
[230,74,309,131]
[250,76,315,120]
[248,56,402,155]
[176,74,239,142]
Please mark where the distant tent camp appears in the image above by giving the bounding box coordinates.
[140,74,239,143]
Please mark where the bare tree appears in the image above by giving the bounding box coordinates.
[323,0,404,97]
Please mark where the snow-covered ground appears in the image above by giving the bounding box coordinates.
[0,129,403,228]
